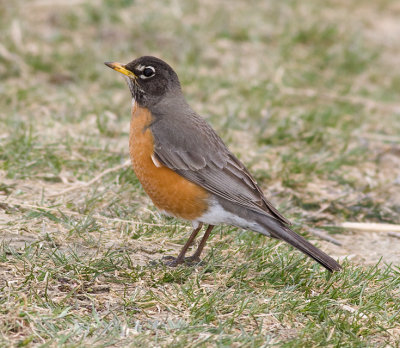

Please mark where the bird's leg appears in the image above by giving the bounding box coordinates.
[163,223,203,267]
[184,224,215,264]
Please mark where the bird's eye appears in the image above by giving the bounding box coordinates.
[142,66,155,78]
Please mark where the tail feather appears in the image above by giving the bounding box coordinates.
[257,216,342,272]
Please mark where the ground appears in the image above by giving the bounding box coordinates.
[1,0,400,346]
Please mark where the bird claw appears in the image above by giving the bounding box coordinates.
[161,255,203,267]
[183,256,203,266]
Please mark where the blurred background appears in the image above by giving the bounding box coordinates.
[1,0,400,345]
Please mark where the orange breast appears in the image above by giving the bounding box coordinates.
[129,103,209,221]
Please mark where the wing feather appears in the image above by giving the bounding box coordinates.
[150,112,291,225]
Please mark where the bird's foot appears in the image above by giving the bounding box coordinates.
[161,255,183,267]
[183,255,204,266]
[161,255,204,267]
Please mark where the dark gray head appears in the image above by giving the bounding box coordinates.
[105,56,182,108]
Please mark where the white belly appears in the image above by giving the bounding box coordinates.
[194,198,269,236]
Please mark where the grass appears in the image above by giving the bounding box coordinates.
[1,0,400,346]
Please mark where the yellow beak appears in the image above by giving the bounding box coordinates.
[104,62,136,78]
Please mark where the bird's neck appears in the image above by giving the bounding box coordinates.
[148,92,191,119]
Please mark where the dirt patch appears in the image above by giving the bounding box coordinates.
[318,231,400,266]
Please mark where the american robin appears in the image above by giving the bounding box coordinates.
[105,56,341,272]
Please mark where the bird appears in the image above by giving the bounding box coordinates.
[105,56,341,272]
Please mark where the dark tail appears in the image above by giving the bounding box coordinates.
[257,216,342,272]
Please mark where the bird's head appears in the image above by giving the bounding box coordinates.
[105,56,181,107]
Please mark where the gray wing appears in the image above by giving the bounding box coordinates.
[150,112,291,226]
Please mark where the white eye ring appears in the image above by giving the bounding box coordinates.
[140,66,155,79]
